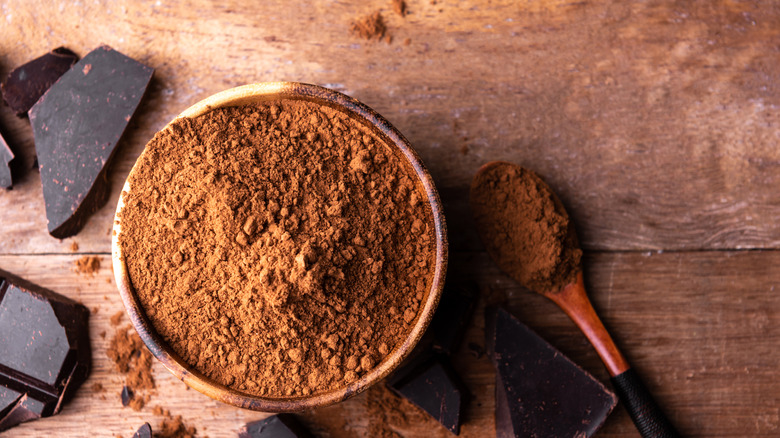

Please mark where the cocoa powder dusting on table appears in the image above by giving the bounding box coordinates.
[106,325,156,407]
[351,12,388,41]
[118,100,436,397]
[74,255,100,275]
[470,162,581,293]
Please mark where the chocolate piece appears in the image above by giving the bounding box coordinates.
[0,269,91,432]
[132,422,152,438]
[0,131,13,189]
[429,279,478,356]
[29,45,154,238]
[485,307,617,438]
[120,385,133,407]
[1,47,78,116]
[388,355,467,435]
[238,414,313,438]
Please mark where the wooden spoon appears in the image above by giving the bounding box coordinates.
[471,161,679,438]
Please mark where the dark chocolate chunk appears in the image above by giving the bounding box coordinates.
[1,47,78,116]
[132,422,152,438]
[238,414,313,438]
[0,131,13,189]
[0,269,91,432]
[388,355,468,435]
[429,279,478,356]
[29,45,154,238]
[485,307,617,438]
[120,385,134,407]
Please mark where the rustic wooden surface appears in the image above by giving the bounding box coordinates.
[1,0,779,436]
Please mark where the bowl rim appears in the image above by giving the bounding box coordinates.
[111,82,448,412]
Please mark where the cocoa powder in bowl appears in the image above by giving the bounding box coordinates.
[117,98,437,398]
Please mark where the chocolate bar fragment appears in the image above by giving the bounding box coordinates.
[121,385,133,407]
[239,414,313,438]
[485,307,617,438]
[429,279,478,356]
[29,45,154,238]
[388,355,468,435]
[0,269,91,432]
[132,422,152,438]
[0,131,13,189]
[1,47,78,116]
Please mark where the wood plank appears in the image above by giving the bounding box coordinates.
[2,0,780,253]
[1,250,778,437]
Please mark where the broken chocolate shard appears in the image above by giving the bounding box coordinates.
[120,385,134,407]
[132,422,152,438]
[29,45,154,238]
[485,307,617,438]
[429,279,478,356]
[0,269,91,432]
[0,131,13,189]
[388,355,468,435]
[238,414,313,438]
[1,47,79,116]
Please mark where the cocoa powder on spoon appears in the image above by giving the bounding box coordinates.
[470,162,581,293]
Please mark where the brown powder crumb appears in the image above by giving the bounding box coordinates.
[470,162,581,293]
[110,311,124,326]
[152,406,196,438]
[351,12,387,41]
[70,241,79,252]
[128,396,145,411]
[100,330,107,339]
[403,38,411,46]
[106,325,156,405]
[74,255,100,275]
[92,306,100,314]
[392,0,407,17]
[117,100,436,398]
[92,382,104,392]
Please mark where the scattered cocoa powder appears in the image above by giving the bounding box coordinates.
[110,310,124,326]
[118,99,436,398]
[351,12,388,41]
[106,325,156,404]
[152,407,196,438]
[367,384,432,437]
[392,0,407,17]
[70,241,79,252]
[92,382,104,392]
[74,255,100,275]
[470,162,581,293]
[128,396,145,412]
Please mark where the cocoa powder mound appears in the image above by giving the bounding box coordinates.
[118,99,436,397]
[470,162,581,293]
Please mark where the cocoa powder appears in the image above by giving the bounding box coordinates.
[470,162,581,293]
[118,99,436,397]
[74,255,100,276]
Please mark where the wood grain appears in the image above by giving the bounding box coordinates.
[1,0,780,252]
[1,251,778,437]
[1,0,778,436]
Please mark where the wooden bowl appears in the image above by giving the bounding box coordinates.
[111,82,448,412]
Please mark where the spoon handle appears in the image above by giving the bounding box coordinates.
[549,272,680,438]
[612,368,680,438]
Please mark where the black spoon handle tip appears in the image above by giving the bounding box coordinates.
[611,368,681,438]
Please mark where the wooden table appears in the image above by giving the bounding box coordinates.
[1,1,778,436]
